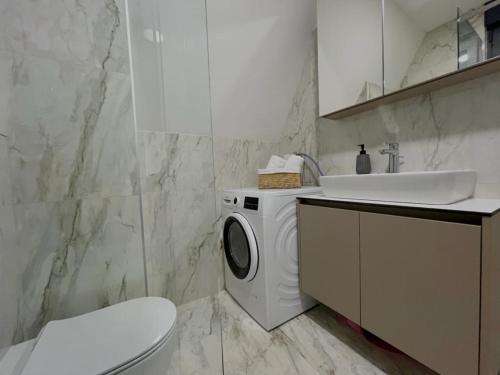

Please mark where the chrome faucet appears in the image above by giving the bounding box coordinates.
[379,143,402,173]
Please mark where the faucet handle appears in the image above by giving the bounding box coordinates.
[386,142,399,149]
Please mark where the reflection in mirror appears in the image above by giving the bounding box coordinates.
[384,0,498,93]
[317,0,383,115]
[459,1,500,68]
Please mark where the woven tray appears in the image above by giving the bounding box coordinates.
[258,172,302,189]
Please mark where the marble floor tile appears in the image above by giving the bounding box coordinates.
[174,292,435,375]
[175,295,223,375]
[176,292,436,375]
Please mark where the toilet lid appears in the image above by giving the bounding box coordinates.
[20,297,176,375]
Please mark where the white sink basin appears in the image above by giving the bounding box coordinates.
[320,170,477,205]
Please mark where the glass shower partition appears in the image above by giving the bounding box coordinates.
[125,0,222,373]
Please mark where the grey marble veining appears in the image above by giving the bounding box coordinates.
[0,204,17,349]
[138,131,220,305]
[174,295,223,375]
[213,137,276,215]
[320,70,500,198]
[9,195,146,344]
[212,32,320,217]
[276,34,320,186]
[175,291,434,375]
[1,0,138,205]
[0,133,12,206]
[401,20,457,89]
[0,0,149,350]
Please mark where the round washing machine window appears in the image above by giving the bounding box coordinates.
[223,213,258,281]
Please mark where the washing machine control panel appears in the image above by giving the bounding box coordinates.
[223,193,238,207]
[223,193,260,211]
[243,197,259,210]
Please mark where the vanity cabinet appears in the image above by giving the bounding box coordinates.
[298,200,500,375]
[361,212,480,375]
[298,205,360,324]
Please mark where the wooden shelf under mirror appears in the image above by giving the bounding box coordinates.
[323,55,500,120]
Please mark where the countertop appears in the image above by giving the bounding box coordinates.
[296,195,500,216]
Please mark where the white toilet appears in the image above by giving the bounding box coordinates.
[0,297,177,375]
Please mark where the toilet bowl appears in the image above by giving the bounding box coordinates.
[0,297,177,375]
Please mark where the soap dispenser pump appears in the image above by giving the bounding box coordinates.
[356,144,371,174]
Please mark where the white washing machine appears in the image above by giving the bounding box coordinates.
[222,187,322,330]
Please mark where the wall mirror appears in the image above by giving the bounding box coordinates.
[318,0,500,117]
[317,0,384,116]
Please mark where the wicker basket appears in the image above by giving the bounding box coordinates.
[258,172,302,189]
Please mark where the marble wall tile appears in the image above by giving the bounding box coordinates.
[2,0,138,205]
[0,0,148,350]
[276,34,320,185]
[212,32,320,200]
[141,190,175,301]
[401,20,457,89]
[0,205,18,349]
[139,131,220,305]
[137,131,169,194]
[212,137,276,216]
[0,134,12,206]
[319,71,500,198]
[10,195,146,344]
[163,134,220,305]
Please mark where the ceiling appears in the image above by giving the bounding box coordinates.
[392,0,484,31]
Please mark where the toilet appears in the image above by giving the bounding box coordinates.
[0,297,177,375]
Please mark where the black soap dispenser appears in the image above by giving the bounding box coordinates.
[356,144,371,174]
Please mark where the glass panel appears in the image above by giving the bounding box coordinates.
[384,0,500,93]
[383,0,461,92]
[126,0,222,373]
[458,0,500,67]
[126,0,166,132]
[158,0,213,136]
[228,221,250,269]
[317,0,384,114]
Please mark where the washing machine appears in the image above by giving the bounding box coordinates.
[222,187,322,330]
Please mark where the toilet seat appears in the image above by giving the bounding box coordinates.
[20,297,176,375]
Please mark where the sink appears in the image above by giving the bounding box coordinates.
[319,170,477,205]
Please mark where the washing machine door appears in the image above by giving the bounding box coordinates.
[223,213,258,282]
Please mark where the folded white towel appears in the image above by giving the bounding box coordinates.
[259,155,304,174]
[284,154,304,171]
[266,155,287,169]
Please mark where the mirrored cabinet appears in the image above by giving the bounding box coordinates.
[317,0,383,114]
[318,0,500,118]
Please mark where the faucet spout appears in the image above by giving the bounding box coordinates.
[379,143,401,173]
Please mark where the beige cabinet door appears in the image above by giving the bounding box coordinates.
[298,204,360,324]
[360,212,481,375]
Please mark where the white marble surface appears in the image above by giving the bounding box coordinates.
[175,291,435,375]
[0,0,149,350]
[299,195,500,215]
[174,295,223,375]
[401,19,457,89]
[138,131,220,306]
[319,70,500,200]
[11,195,146,344]
[0,205,18,349]
[1,0,138,205]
